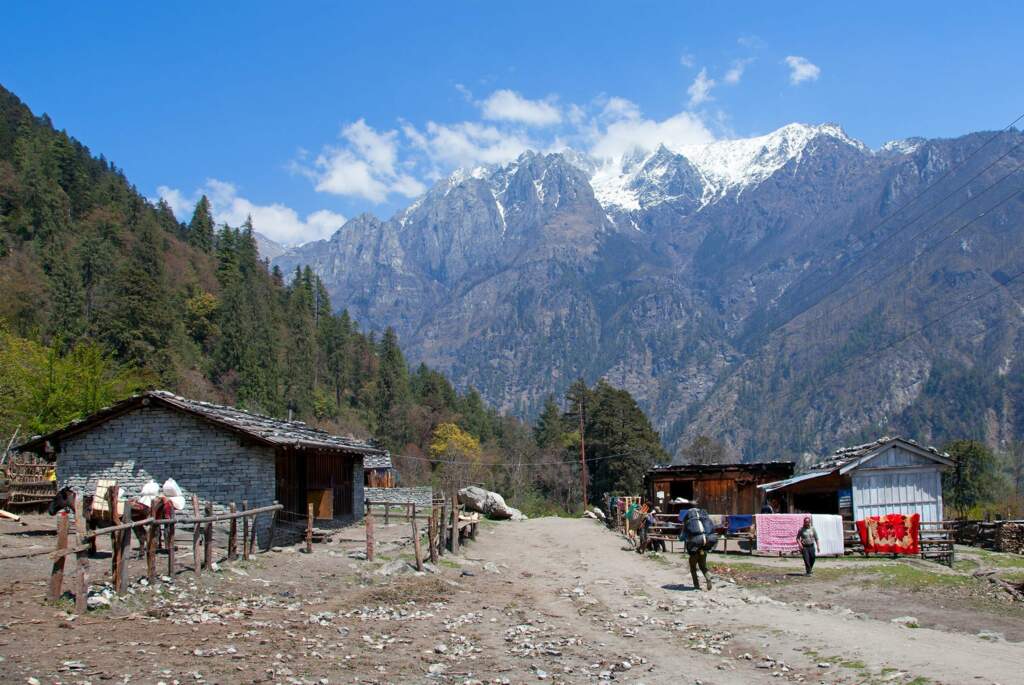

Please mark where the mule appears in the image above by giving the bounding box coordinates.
[49,486,154,555]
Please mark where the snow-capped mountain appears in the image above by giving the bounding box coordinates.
[274,124,1024,460]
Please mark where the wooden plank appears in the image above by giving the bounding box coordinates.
[109,485,122,591]
[48,512,69,601]
[307,488,333,520]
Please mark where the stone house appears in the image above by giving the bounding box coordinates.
[16,390,388,544]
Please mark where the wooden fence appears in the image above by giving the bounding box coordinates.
[41,486,282,613]
[363,493,479,569]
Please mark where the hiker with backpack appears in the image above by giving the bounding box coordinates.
[678,500,716,591]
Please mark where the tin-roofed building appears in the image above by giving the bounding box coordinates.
[16,390,389,544]
[758,436,953,522]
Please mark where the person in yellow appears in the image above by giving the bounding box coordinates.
[46,467,57,483]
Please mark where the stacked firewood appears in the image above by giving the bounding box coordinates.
[994,522,1024,554]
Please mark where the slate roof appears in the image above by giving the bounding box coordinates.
[17,390,388,461]
[806,435,951,472]
[759,436,952,492]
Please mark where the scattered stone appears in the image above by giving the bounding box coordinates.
[890,616,919,628]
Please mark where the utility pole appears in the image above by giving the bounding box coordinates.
[578,395,587,511]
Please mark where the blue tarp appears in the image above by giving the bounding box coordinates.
[727,514,754,532]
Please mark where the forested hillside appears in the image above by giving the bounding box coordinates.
[0,84,663,512]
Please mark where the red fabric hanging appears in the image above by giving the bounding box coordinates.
[856,513,920,555]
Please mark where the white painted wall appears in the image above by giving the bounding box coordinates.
[849,444,946,522]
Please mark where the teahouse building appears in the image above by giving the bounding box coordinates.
[758,436,953,522]
[644,462,795,515]
[16,391,388,543]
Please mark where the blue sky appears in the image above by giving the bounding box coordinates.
[4,2,1021,244]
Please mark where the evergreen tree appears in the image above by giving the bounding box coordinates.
[282,275,316,417]
[534,394,565,448]
[187,195,214,252]
[944,440,1005,517]
[48,256,84,343]
[375,326,411,449]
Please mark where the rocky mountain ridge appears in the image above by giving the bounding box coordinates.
[274,123,1024,460]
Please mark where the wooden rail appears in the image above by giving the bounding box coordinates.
[363,493,478,568]
[45,487,282,613]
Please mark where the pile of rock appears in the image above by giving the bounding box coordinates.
[458,486,527,520]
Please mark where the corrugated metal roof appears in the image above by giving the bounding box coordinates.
[758,470,833,492]
[758,436,952,493]
[17,390,389,462]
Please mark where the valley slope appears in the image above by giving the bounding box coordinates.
[275,125,1024,460]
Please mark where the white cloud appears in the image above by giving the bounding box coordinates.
[785,55,821,85]
[687,68,716,107]
[679,53,696,68]
[156,180,345,245]
[306,119,425,202]
[587,97,715,160]
[404,120,534,170]
[480,89,562,126]
[724,58,753,85]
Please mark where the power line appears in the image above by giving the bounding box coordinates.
[777,150,1024,337]
[393,447,651,469]
[760,260,1024,411]
[747,118,1024,345]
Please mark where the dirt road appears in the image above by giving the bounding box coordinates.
[1,515,1022,684]
[471,517,1024,684]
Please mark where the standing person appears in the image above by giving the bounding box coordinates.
[680,504,715,591]
[796,516,820,575]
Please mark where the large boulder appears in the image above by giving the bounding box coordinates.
[458,486,527,520]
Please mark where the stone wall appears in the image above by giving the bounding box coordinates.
[54,405,277,546]
[364,486,433,508]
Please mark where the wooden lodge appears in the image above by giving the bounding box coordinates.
[644,461,795,516]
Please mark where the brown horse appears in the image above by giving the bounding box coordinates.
[49,486,156,555]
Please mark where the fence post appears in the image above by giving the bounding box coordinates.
[166,503,176,577]
[48,511,69,602]
[203,502,214,569]
[109,484,122,588]
[146,506,157,584]
[366,506,375,561]
[268,501,278,550]
[241,500,250,560]
[450,490,460,554]
[249,509,257,555]
[191,495,201,576]
[228,502,237,561]
[118,504,132,593]
[73,495,89,614]
[428,509,438,564]
[439,499,447,556]
[412,517,424,572]
[306,502,314,554]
